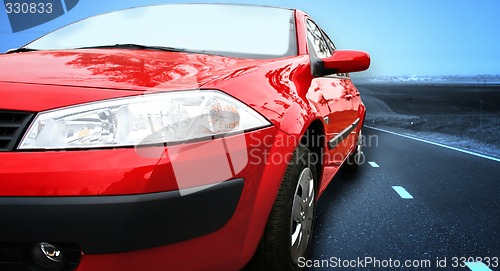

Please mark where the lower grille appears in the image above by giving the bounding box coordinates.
[0,243,81,271]
[0,110,34,151]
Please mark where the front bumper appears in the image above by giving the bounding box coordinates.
[0,178,243,254]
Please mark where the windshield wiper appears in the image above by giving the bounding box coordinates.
[6,44,218,56]
[74,44,222,56]
[75,44,190,53]
[5,47,40,54]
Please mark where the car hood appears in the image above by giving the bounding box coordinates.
[0,49,269,91]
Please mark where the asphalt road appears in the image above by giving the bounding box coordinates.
[355,83,500,158]
[307,126,499,270]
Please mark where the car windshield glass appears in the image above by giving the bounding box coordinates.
[25,4,296,59]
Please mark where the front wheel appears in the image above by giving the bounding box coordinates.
[247,145,317,270]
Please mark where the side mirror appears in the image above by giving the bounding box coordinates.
[321,50,370,74]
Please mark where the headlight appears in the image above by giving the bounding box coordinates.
[18,90,270,150]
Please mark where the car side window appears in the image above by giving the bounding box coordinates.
[322,30,336,52]
[306,19,332,58]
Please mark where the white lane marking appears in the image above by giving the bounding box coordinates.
[465,262,492,271]
[365,126,500,162]
[368,161,379,168]
[392,186,414,199]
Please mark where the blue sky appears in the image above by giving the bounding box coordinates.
[1,0,499,76]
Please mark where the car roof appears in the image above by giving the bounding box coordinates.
[125,3,295,12]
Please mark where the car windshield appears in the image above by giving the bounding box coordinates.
[24,4,296,59]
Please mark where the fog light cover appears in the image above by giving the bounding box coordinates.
[30,242,64,270]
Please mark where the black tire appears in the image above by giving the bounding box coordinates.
[246,145,317,270]
[344,129,364,171]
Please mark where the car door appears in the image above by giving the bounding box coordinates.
[305,19,360,166]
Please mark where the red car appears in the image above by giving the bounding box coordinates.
[0,4,369,271]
